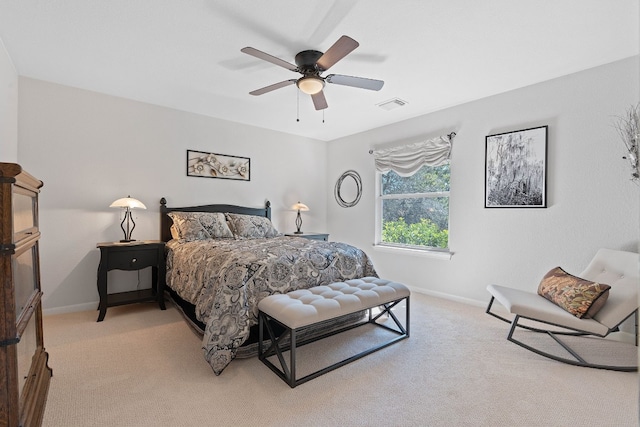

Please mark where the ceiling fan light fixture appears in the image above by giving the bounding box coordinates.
[296,76,325,95]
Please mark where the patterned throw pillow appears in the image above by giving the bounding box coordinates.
[168,212,234,240]
[225,213,280,239]
[197,212,234,239]
[537,267,611,318]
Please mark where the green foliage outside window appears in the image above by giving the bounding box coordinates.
[381,164,450,249]
[382,217,449,248]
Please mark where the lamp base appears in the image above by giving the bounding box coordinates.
[295,210,303,235]
[119,239,136,243]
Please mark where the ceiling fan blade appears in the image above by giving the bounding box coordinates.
[316,35,359,71]
[311,91,328,110]
[241,47,297,71]
[249,79,297,96]
[325,74,384,91]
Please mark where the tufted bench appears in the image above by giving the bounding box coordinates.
[258,277,410,387]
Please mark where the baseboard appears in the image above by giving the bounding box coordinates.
[43,287,489,316]
[407,286,487,308]
[43,301,98,316]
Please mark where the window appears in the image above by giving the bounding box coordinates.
[371,134,453,253]
[377,164,450,251]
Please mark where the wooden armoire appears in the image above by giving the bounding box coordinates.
[0,163,51,426]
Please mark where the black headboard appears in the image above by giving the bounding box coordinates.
[159,197,271,242]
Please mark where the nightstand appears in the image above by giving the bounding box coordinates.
[96,240,166,321]
[285,232,329,241]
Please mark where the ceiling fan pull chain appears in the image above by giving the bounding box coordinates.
[296,89,300,122]
[322,109,325,124]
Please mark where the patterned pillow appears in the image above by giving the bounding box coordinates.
[197,212,235,239]
[168,212,234,240]
[225,213,280,239]
[537,267,611,318]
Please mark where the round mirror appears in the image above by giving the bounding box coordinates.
[335,170,362,208]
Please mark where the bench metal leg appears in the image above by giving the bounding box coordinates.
[258,296,410,388]
[259,311,294,385]
[289,328,296,388]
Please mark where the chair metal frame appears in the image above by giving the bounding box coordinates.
[486,296,638,372]
[258,297,409,388]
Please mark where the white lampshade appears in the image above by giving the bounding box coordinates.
[109,196,146,242]
[109,196,147,210]
[296,77,324,95]
[292,202,309,211]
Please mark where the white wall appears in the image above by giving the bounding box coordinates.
[16,57,640,312]
[18,78,327,312]
[327,56,640,305]
[0,37,17,162]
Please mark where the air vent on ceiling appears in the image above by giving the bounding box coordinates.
[376,98,408,111]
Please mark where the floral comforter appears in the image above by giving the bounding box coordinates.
[165,236,377,375]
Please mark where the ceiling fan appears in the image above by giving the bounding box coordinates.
[241,35,384,111]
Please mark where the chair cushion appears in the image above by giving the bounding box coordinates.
[537,267,610,318]
[487,284,609,335]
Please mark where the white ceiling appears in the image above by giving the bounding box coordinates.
[0,1,638,141]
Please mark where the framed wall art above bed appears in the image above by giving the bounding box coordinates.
[186,149,250,181]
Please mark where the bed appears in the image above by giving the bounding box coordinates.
[159,198,378,375]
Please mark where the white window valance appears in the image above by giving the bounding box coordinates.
[371,134,452,177]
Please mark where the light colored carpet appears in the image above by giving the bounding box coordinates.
[41,292,638,426]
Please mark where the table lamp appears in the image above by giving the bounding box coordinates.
[292,202,309,234]
[109,196,146,242]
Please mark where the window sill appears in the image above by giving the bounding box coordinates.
[372,244,453,260]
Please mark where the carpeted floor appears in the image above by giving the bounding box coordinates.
[41,292,638,426]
